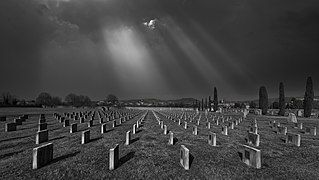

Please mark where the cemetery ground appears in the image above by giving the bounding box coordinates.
[0,108,319,179]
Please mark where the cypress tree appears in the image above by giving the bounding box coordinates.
[205,98,208,111]
[259,86,268,115]
[213,87,218,112]
[304,76,314,117]
[278,82,285,116]
[201,98,204,111]
[208,96,212,111]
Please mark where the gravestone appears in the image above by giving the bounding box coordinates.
[133,124,136,134]
[32,143,53,169]
[256,109,262,115]
[239,145,261,169]
[235,120,238,126]
[168,132,174,145]
[222,126,228,135]
[99,118,104,124]
[248,126,258,134]
[207,122,211,129]
[164,125,168,135]
[88,120,93,127]
[304,127,316,136]
[59,117,65,123]
[180,145,190,170]
[80,117,85,124]
[160,121,164,129]
[39,116,46,124]
[136,121,139,128]
[70,123,77,133]
[229,122,234,129]
[14,118,23,125]
[125,131,131,145]
[294,123,302,129]
[285,133,301,146]
[81,130,90,144]
[287,113,297,123]
[109,144,119,170]
[192,125,198,135]
[36,130,49,144]
[113,120,116,128]
[64,120,70,127]
[247,132,260,146]
[38,123,47,131]
[5,123,16,132]
[208,133,216,146]
[101,123,107,134]
[277,126,287,135]
[184,122,188,129]
[297,110,303,117]
[178,120,181,126]
[0,116,6,121]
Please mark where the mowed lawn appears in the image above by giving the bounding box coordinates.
[0,108,319,179]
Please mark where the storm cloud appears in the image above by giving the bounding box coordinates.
[1,0,319,101]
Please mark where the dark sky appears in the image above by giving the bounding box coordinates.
[1,0,319,101]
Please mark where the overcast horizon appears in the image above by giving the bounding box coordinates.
[1,0,319,101]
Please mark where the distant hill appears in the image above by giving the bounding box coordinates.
[235,96,319,104]
[121,98,198,107]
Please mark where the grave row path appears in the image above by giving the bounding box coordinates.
[0,109,147,179]
[151,110,319,179]
[1,108,319,179]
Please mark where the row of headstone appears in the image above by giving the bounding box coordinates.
[5,114,29,132]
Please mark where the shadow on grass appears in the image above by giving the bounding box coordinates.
[189,153,194,169]
[103,129,114,134]
[0,150,24,159]
[131,137,140,144]
[18,125,37,131]
[50,151,80,165]
[119,152,135,167]
[136,129,142,134]
[90,137,102,143]
[0,135,33,143]
[173,137,178,145]
[50,136,66,141]
[280,138,286,143]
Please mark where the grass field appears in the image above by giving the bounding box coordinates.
[0,107,319,179]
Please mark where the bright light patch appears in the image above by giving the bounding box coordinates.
[103,25,168,95]
[143,19,158,30]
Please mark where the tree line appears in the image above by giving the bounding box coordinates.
[0,92,119,108]
[258,76,315,117]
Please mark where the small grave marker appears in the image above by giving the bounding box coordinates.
[70,123,77,133]
[32,143,53,169]
[109,144,119,170]
[239,145,261,169]
[81,130,90,144]
[208,133,216,146]
[180,145,190,170]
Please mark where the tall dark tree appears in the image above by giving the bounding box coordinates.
[278,82,285,116]
[36,92,52,107]
[304,76,314,117]
[205,98,208,111]
[259,86,268,115]
[106,94,119,105]
[208,96,212,111]
[201,98,204,111]
[213,87,218,112]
